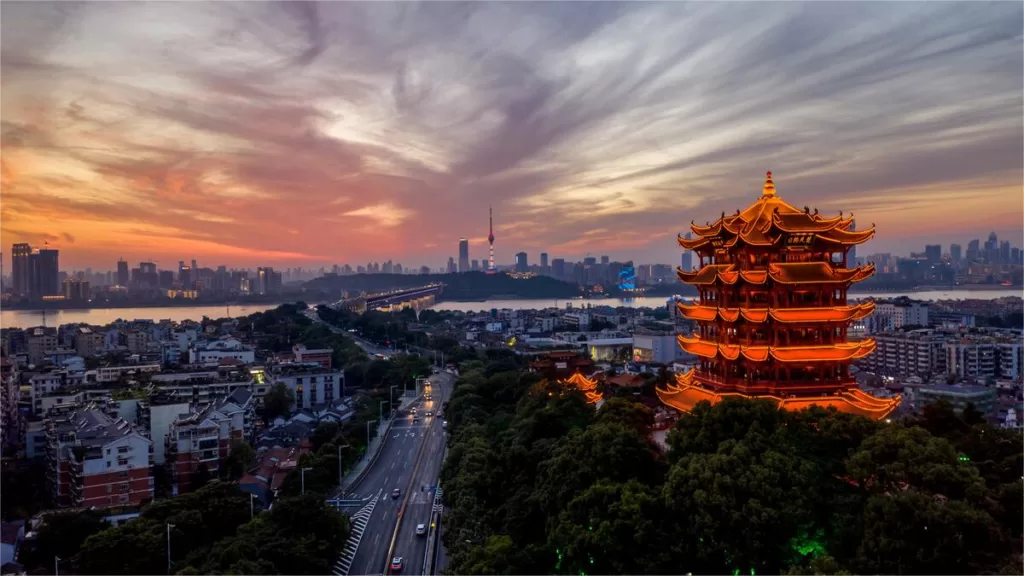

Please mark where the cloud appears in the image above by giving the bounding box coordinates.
[0,1,1020,269]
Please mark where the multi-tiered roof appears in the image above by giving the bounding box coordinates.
[658,172,899,420]
[559,371,604,404]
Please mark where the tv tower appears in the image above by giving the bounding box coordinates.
[487,205,496,273]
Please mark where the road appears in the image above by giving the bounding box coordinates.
[345,372,452,576]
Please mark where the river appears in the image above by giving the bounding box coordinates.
[3,289,1018,328]
[426,289,1021,313]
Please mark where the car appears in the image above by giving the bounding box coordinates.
[416,523,426,535]
[413,417,419,423]
[392,488,401,499]
[390,557,404,573]
[425,411,433,417]
[442,420,448,429]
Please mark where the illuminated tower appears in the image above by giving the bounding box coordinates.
[487,205,496,273]
[658,171,899,420]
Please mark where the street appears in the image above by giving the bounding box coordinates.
[344,372,452,576]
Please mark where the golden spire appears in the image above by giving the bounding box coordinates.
[761,171,776,197]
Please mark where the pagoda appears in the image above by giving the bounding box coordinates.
[658,171,900,420]
[559,370,604,404]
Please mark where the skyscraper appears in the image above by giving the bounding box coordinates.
[116,258,129,286]
[487,206,496,273]
[950,243,962,264]
[681,232,693,271]
[30,248,59,298]
[447,257,457,273]
[12,243,30,296]
[540,252,549,273]
[458,238,470,272]
[848,220,856,264]
[515,252,528,273]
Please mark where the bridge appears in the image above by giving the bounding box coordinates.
[334,284,443,313]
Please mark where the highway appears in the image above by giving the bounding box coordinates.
[345,372,452,576]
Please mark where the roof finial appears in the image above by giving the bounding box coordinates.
[761,171,776,197]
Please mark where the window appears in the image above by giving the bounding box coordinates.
[117,446,130,454]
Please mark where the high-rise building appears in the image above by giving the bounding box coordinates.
[63,278,90,302]
[458,238,470,272]
[681,232,693,271]
[116,259,129,286]
[446,257,457,274]
[540,253,549,273]
[30,248,60,298]
[179,266,193,290]
[966,238,980,262]
[999,240,1011,264]
[950,243,962,264]
[515,252,528,273]
[12,243,31,296]
[663,171,896,421]
[471,259,480,271]
[924,244,942,263]
[552,258,566,280]
[600,255,609,265]
[848,220,856,264]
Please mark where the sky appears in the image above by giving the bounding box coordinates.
[2,1,1022,271]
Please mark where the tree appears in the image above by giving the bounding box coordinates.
[19,510,109,573]
[221,441,255,481]
[262,383,295,422]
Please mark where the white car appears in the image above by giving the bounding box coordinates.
[415,523,426,536]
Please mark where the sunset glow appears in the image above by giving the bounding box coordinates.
[2,1,1021,269]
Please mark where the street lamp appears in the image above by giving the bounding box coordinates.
[337,444,348,488]
[379,400,387,424]
[301,467,313,495]
[54,556,60,576]
[249,493,257,520]
[166,523,175,575]
[366,420,373,446]
[389,385,398,413]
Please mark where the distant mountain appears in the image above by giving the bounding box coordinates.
[302,271,582,300]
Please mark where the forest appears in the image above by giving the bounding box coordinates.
[440,359,1023,575]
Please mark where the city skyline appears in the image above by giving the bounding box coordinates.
[2,2,1022,269]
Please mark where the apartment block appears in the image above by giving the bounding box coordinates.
[46,409,153,508]
[165,389,255,495]
[189,338,255,365]
[866,301,929,333]
[74,327,105,358]
[267,366,344,411]
[860,330,947,378]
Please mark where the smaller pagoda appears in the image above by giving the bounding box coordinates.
[559,371,604,404]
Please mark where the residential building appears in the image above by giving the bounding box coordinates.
[165,388,255,495]
[867,300,929,333]
[189,338,255,365]
[267,365,344,411]
[96,364,161,383]
[74,326,105,358]
[861,330,948,378]
[290,344,332,369]
[46,409,153,508]
[26,327,58,366]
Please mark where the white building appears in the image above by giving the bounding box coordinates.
[189,338,255,366]
[867,301,929,333]
[267,366,344,411]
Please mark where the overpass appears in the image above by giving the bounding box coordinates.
[334,284,443,314]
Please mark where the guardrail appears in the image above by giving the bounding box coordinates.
[421,483,443,575]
